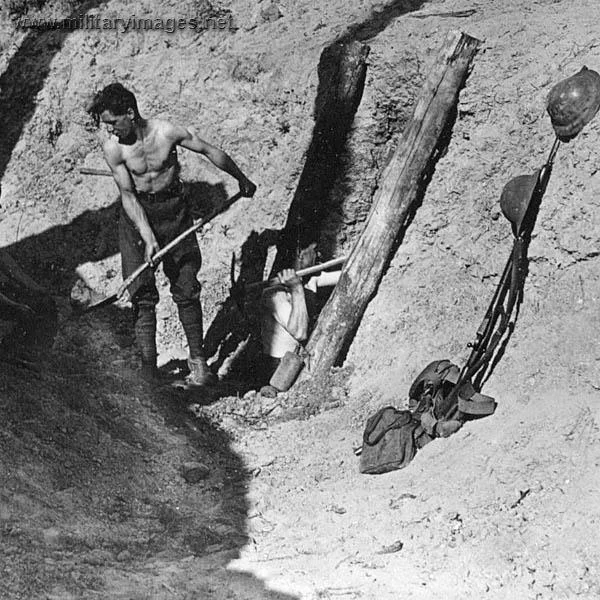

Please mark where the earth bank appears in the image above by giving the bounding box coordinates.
[1,0,600,598]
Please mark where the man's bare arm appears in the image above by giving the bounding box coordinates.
[104,141,159,263]
[277,269,309,342]
[171,125,257,197]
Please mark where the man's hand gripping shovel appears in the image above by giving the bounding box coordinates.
[73,192,243,313]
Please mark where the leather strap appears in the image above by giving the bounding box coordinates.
[457,381,496,416]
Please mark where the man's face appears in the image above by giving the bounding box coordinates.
[294,243,317,271]
[100,108,135,141]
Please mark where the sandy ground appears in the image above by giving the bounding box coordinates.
[1,0,600,598]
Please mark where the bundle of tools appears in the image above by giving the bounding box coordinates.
[359,67,600,474]
[409,66,600,439]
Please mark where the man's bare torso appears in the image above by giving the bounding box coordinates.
[114,119,179,193]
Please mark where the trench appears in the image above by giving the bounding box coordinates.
[0,0,435,597]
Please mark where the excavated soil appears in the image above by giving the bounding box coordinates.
[1,0,600,598]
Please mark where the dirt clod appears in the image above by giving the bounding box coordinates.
[181,461,211,484]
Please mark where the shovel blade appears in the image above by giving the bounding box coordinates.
[70,280,118,313]
[82,293,118,312]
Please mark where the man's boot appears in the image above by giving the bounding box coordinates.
[140,360,158,383]
[135,301,158,384]
[186,356,217,388]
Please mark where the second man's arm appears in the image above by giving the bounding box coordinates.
[277,269,309,343]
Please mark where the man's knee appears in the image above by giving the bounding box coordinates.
[132,291,159,315]
[171,277,201,305]
[169,256,201,305]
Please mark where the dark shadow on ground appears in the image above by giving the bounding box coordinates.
[0,198,123,365]
[270,42,368,274]
[0,192,294,598]
[2,200,121,294]
[337,0,427,43]
[0,340,299,598]
[313,0,428,263]
[203,228,282,391]
[0,190,297,597]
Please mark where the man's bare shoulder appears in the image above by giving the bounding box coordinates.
[102,138,123,164]
[262,286,291,310]
[148,118,187,140]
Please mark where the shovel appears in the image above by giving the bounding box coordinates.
[78,191,242,312]
[244,255,347,292]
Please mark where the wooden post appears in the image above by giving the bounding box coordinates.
[302,30,481,379]
[270,40,370,273]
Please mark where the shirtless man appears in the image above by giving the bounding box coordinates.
[260,248,340,389]
[87,83,256,385]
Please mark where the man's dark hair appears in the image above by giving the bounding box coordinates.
[87,83,140,125]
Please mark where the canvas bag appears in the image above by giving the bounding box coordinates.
[359,407,430,474]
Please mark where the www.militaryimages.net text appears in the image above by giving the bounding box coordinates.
[15,14,234,32]
[6,0,235,32]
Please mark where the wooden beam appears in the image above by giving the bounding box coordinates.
[270,40,370,273]
[302,30,481,379]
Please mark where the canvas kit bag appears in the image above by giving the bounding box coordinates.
[359,360,496,474]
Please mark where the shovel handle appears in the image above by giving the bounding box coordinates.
[245,256,347,292]
[79,167,113,177]
[117,192,243,298]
